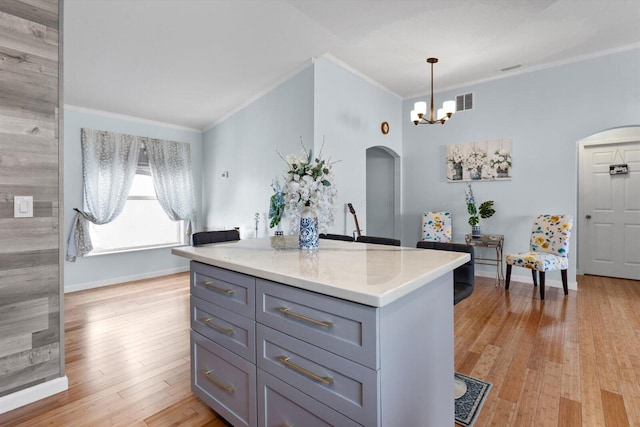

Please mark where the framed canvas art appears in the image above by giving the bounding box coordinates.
[446,139,512,182]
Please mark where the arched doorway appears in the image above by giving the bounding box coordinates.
[578,126,640,280]
[366,146,400,239]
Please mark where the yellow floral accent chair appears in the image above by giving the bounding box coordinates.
[505,214,574,300]
[422,212,452,242]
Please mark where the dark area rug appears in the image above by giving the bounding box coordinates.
[455,372,492,427]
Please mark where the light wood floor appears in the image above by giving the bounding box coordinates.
[0,273,638,426]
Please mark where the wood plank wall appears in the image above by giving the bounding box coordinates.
[0,0,62,397]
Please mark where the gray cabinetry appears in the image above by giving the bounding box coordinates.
[189,259,454,427]
[190,261,257,427]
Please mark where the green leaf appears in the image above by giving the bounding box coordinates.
[321,180,331,186]
[479,201,495,219]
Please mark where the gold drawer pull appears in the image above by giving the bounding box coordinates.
[202,369,235,393]
[278,356,334,385]
[201,317,235,335]
[278,307,333,328]
[202,280,234,295]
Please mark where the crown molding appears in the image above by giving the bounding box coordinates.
[64,104,201,132]
[320,53,402,100]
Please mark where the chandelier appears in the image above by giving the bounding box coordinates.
[410,58,455,125]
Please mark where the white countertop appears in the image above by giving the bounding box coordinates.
[172,237,470,307]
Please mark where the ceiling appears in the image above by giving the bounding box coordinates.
[63,0,640,130]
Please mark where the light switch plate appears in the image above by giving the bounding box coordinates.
[14,196,33,218]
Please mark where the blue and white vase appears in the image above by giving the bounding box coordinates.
[472,225,482,237]
[299,203,319,250]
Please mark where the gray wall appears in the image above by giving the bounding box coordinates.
[201,57,404,239]
[63,107,203,291]
[402,48,640,286]
[313,57,403,236]
[0,0,63,398]
[201,64,315,237]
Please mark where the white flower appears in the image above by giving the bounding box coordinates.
[463,147,487,171]
[280,142,338,233]
[490,149,512,171]
[447,147,464,164]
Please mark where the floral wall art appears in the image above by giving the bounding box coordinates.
[446,138,512,182]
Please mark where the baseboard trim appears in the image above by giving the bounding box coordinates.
[64,266,190,293]
[0,376,68,414]
[474,270,578,290]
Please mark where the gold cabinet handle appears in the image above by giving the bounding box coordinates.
[201,317,235,335]
[202,369,235,393]
[278,356,334,385]
[202,280,234,295]
[278,307,333,328]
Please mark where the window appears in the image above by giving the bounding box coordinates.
[88,150,186,255]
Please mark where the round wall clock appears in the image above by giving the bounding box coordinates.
[381,121,389,134]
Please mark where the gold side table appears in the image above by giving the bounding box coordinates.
[465,234,504,286]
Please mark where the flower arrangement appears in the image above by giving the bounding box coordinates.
[463,146,487,177]
[268,178,285,229]
[489,149,512,171]
[464,183,495,227]
[446,146,464,164]
[280,141,337,233]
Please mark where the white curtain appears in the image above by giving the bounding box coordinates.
[145,138,197,237]
[66,129,141,262]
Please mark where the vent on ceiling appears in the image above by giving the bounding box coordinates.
[456,93,473,112]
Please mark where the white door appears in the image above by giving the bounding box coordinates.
[578,128,640,280]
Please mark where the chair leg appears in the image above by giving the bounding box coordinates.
[561,269,568,295]
[531,270,538,287]
[539,272,545,300]
[505,264,512,290]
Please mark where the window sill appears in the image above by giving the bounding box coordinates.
[85,242,186,257]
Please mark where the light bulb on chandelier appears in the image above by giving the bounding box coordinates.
[410,58,455,125]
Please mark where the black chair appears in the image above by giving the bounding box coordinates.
[416,241,474,305]
[192,229,240,246]
[356,235,401,246]
[319,233,354,242]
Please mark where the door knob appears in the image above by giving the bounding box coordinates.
[586,214,592,219]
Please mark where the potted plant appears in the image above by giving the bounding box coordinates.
[464,183,495,236]
[280,140,338,249]
[446,147,464,180]
[489,149,512,178]
[464,146,487,180]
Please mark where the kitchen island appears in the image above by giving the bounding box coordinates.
[173,237,469,427]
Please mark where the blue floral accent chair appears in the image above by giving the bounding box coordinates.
[422,212,452,242]
[505,214,574,300]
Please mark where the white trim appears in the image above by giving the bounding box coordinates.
[0,376,68,414]
[475,270,578,291]
[320,53,402,100]
[64,104,201,132]
[64,266,189,293]
[203,58,316,131]
[577,126,640,280]
[405,43,640,101]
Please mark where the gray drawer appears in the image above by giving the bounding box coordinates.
[192,331,257,427]
[257,325,379,427]
[257,370,362,427]
[191,261,255,319]
[192,295,256,363]
[256,279,378,369]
